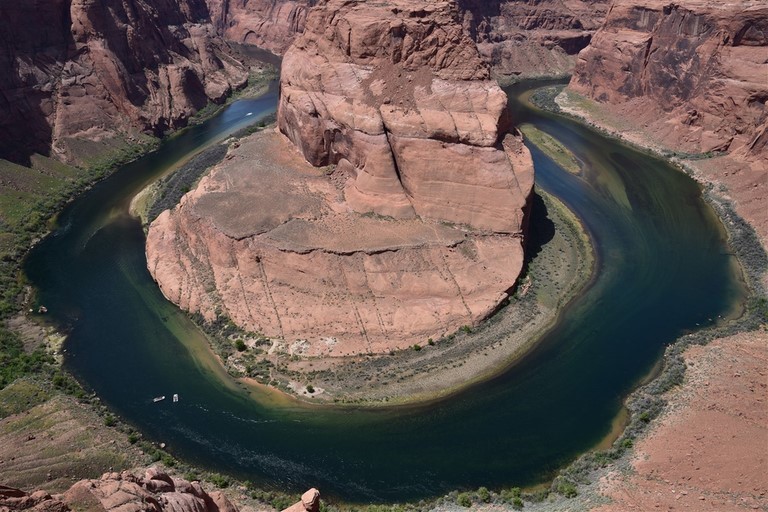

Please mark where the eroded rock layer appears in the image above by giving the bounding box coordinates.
[203,0,607,78]
[0,0,248,164]
[278,0,533,233]
[147,0,533,356]
[0,468,239,512]
[206,0,313,55]
[460,0,609,79]
[570,0,768,163]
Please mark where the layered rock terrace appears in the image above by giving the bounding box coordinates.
[147,0,534,357]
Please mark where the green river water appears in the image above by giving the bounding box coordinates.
[24,81,745,502]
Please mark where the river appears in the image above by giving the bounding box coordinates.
[23,81,745,502]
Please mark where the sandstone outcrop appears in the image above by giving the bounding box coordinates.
[147,0,533,357]
[202,0,608,78]
[570,0,768,162]
[0,0,248,165]
[0,468,240,512]
[281,489,319,512]
[206,0,312,55]
[459,0,609,79]
[567,0,768,244]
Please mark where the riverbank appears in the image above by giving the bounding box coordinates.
[263,187,594,406]
[554,88,768,265]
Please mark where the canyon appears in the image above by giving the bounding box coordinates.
[0,0,766,510]
[146,0,534,356]
[0,0,248,166]
[566,0,768,245]
[202,0,610,78]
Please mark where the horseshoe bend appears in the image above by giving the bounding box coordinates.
[145,0,535,359]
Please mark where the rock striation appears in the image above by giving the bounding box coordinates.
[146,0,533,357]
[570,0,768,163]
[278,0,533,232]
[202,0,608,78]
[0,0,248,165]
[205,0,313,55]
[567,0,768,245]
[459,0,609,79]
[0,468,239,512]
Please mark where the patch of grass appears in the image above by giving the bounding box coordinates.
[519,124,582,174]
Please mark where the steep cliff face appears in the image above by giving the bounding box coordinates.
[278,0,533,232]
[206,0,313,54]
[459,0,609,79]
[0,0,248,165]
[201,0,606,77]
[147,0,533,356]
[570,0,768,161]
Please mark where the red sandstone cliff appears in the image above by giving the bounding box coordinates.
[205,0,313,55]
[570,0,768,162]
[146,0,533,357]
[459,0,609,79]
[202,0,607,77]
[567,0,768,244]
[0,0,248,165]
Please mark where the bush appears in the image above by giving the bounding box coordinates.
[306,384,315,394]
[457,492,472,508]
[235,339,247,352]
[476,486,491,503]
[209,473,230,488]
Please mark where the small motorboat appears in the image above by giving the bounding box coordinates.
[153,396,166,403]
[172,394,179,403]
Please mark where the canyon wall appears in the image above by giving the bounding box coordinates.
[570,0,768,162]
[147,0,534,356]
[567,0,768,244]
[202,0,608,77]
[206,0,313,54]
[459,0,609,79]
[0,0,248,165]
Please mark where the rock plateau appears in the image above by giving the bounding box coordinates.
[0,0,248,165]
[146,0,534,357]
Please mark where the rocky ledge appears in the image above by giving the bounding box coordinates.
[146,0,533,357]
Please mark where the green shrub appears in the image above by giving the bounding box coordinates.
[209,473,230,488]
[476,486,491,503]
[306,384,315,394]
[235,339,247,352]
[457,492,472,507]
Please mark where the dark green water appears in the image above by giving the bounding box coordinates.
[24,81,744,502]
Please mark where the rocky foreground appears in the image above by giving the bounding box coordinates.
[0,468,320,512]
[147,0,534,356]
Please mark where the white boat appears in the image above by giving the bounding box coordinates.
[153,396,166,403]
[246,112,253,116]
[172,394,179,403]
